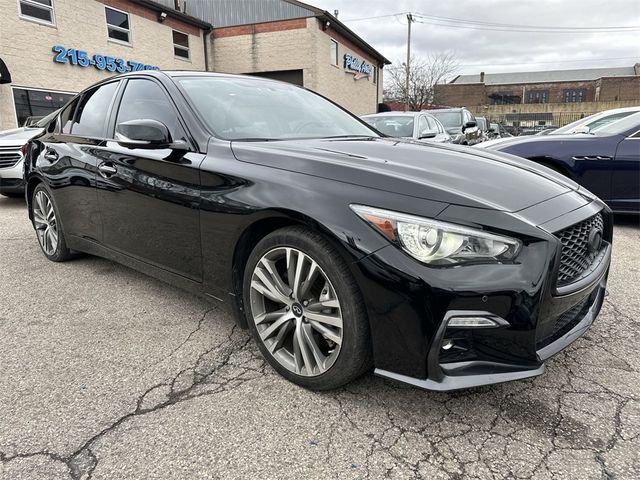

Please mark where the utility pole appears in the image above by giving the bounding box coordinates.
[405,13,413,111]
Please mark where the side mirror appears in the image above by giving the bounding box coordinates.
[573,125,590,134]
[419,129,437,139]
[463,121,477,130]
[116,119,173,149]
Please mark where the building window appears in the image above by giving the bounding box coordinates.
[12,87,74,127]
[105,6,130,44]
[330,39,339,66]
[372,66,377,84]
[19,0,55,25]
[489,92,519,105]
[527,90,549,104]
[173,31,190,59]
[563,89,586,103]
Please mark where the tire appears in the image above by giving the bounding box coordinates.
[243,226,372,390]
[31,183,72,262]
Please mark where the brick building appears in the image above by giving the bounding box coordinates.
[434,65,640,107]
[0,0,210,130]
[0,0,389,129]
[154,0,391,116]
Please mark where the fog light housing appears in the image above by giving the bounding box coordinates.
[446,312,509,329]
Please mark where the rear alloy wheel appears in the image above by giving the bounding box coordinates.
[244,227,372,390]
[31,184,72,262]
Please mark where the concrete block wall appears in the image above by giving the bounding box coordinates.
[0,0,206,129]
[210,18,383,116]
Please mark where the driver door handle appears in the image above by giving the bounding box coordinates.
[98,163,117,176]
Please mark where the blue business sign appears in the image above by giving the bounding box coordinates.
[343,54,373,76]
[52,45,159,73]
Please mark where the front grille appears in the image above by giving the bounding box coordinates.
[537,296,591,349]
[0,146,22,169]
[555,213,604,286]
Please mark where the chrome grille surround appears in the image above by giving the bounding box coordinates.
[0,145,22,169]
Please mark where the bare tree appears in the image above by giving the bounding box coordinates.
[385,53,458,110]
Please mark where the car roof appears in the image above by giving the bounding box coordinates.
[422,108,465,113]
[362,112,423,118]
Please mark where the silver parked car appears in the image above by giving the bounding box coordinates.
[0,111,58,197]
[361,112,451,143]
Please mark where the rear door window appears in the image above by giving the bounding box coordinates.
[70,82,119,137]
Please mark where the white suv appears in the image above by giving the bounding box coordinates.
[0,112,57,197]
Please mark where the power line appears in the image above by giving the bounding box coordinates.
[342,11,640,33]
[412,12,640,31]
[457,56,639,68]
[411,16,640,33]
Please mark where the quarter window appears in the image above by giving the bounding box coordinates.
[563,89,586,103]
[115,79,184,141]
[70,82,119,138]
[19,0,55,25]
[418,116,429,136]
[330,39,339,66]
[173,31,190,59]
[105,7,130,44]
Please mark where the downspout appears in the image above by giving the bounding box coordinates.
[376,63,380,111]
[203,27,212,71]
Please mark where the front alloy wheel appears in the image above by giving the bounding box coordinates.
[244,227,372,390]
[250,247,343,376]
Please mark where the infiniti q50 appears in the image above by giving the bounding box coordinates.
[23,71,611,391]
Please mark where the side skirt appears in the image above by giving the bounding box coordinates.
[67,235,228,307]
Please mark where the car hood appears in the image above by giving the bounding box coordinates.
[0,127,42,146]
[231,137,577,212]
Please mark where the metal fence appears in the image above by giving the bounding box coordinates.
[486,112,590,135]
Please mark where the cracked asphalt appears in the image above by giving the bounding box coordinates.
[1,195,639,480]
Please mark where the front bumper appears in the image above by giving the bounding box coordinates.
[0,158,25,193]
[352,200,612,391]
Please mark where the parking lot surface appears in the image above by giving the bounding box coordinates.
[1,195,639,479]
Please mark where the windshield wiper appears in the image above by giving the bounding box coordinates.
[232,137,281,142]
[322,135,375,139]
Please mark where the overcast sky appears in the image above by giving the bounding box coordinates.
[311,0,640,78]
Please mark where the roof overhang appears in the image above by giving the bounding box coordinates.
[283,0,391,66]
[129,0,212,30]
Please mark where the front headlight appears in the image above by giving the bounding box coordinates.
[351,205,521,266]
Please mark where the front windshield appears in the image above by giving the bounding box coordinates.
[427,111,462,128]
[177,76,377,141]
[593,112,640,135]
[363,116,414,137]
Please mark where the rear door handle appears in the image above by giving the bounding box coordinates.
[98,163,117,176]
[43,149,58,162]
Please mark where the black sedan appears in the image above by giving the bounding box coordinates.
[23,71,612,391]
[479,113,640,213]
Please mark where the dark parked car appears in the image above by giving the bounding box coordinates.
[24,71,611,392]
[481,112,640,213]
[423,107,482,145]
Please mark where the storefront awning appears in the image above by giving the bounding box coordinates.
[0,58,11,84]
